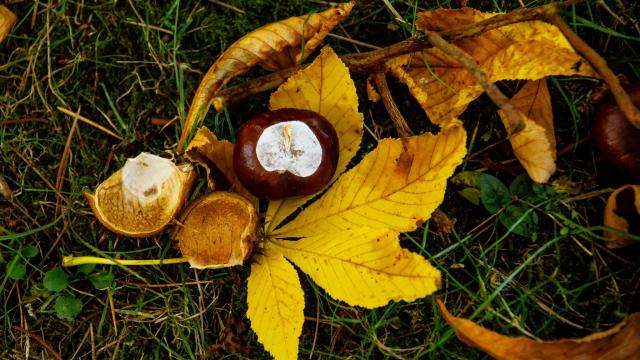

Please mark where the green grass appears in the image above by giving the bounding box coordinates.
[1,0,639,358]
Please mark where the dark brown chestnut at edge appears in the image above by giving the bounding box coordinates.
[233,108,339,200]
[593,83,640,181]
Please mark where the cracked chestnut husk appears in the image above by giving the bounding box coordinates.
[85,152,196,237]
[172,192,257,269]
[233,108,339,200]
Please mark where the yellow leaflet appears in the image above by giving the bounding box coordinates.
[273,122,466,237]
[0,5,16,43]
[266,46,364,232]
[247,249,305,360]
[498,80,556,183]
[387,8,596,125]
[179,2,354,150]
[184,127,258,206]
[273,228,441,308]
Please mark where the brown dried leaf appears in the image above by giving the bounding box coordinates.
[173,192,257,269]
[386,7,596,126]
[0,5,17,44]
[498,79,556,183]
[603,184,640,248]
[437,298,640,360]
[184,126,258,207]
[178,2,354,150]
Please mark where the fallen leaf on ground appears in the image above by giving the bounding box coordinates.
[603,184,640,248]
[272,120,467,238]
[184,127,258,206]
[273,228,441,308]
[498,79,556,183]
[178,2,354,150]
[241,46,465,360]
[386,7,596,126]
[266,46,364,232]
[247,250,305,360]
[0,5,16,44]
[437,298,640,360]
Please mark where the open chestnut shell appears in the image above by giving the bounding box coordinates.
[233,108,339,200]
[593,82,640,180]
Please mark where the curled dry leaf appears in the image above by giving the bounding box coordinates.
[436,298,640,360]
[0,5,16,43]
[177,2,354,151]
[603,184,640,248]
[184,126,258,206]
[386,7,596,126]
[498,79,556,183]
[173,192,257,269]
[86,153,196,237]
[0,175,11,200]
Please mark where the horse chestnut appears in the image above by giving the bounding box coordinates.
[233,108,339,200]
[593,83,640,181]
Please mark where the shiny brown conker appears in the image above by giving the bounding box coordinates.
[233,108,339,200]
[593,83,640,181]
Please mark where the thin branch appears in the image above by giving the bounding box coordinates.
[421,28,525,134]
[210,1,580,110]
[373,72,414,137]
[12,326,63,360]
[547,15,640,129]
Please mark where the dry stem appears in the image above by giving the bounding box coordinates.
[373,72,414,137]
[547,15,640,129]
[62,256,188,267]
[209,1,579,110]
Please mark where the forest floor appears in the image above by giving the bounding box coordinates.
[1,0,639,359]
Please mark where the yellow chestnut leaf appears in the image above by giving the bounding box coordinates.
[272,121,466,238]
[386,7,596,126]
[0,5,16,44]
[267,46,364,232]
[498,79,556,183]
[184,126,258,206]
[178,2,354,150]
[247,249,305,360]
[272,228,441,308]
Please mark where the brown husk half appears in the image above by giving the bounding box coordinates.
[173,192,257,269]
[603,184,640,248]
[86,156,196,237]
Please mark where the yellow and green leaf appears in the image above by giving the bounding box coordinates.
[267,46,364,232]
[247,249,305,360]
[273,228,441,308]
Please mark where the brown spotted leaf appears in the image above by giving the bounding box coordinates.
[437,298,640,360]
[178,2,354,150]
[603,184,640,248]
[386,7,596,126]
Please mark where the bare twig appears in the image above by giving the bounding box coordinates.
[0,118,48,126]
[12,326,63,360]
[57,106,122,140]
[421,29,525,134]
[547,15,640,129]
[372,72,414,137]
[55,108,79,216]
[210,1,578,111]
